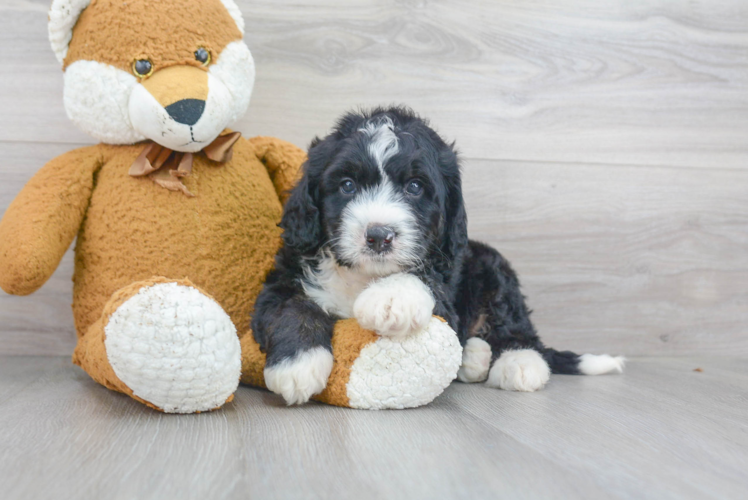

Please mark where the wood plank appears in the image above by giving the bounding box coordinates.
[1,1,748,167]
[463,158,748,356]
[450,356,748,500]
[0,356,746,499]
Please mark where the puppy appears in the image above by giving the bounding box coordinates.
[252,106,624,405]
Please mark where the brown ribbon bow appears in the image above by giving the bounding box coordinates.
[128,131,242,197]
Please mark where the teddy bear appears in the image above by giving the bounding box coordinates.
[0,0,461,412]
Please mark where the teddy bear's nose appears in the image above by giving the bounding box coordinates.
[165,98,206,126]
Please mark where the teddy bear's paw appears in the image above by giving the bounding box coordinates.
[353,273,435,339]
[456,337,492,383]
[345,317,463,409]
[486,349,550,392]
[264,347,334,405]
[104,282,241,413]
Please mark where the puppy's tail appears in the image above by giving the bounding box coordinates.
[542,348,626,375]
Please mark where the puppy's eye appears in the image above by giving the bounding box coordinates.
[195,47,211,66]
[132,59,153,77]
[405,180,423,196]
[340,179,357,195]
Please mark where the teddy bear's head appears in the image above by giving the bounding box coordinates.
[48,0,254,152]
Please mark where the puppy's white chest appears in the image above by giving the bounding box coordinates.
[301,256,372,318]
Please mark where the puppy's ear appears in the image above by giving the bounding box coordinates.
[440,148,468,266]
[279,165,322,255]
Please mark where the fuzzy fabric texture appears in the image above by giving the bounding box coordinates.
[308,318,462,409]
[74,277,239,413]
[346,317,462,410]
[0,146,104,296]
[48,0,92,64]
[61,0,242,72]
[67,137,297,338]
[63,59,144,144]
[49,0,245,65]
[312,319,381,407]
[104,281,241,413]
[208,41,255,126]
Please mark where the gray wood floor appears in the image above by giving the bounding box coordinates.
[0,356,746,500]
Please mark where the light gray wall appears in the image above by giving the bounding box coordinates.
[1,0,747,356]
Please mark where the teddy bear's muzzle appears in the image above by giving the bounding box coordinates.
[129,64,234,153]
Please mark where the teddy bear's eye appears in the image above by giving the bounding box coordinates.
[195,47,211,66]
[132,59,153,78]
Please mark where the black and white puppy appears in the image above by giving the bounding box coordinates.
[252,107,624,405]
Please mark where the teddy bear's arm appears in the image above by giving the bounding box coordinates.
[0,146,105,296]
[248,136,307,205]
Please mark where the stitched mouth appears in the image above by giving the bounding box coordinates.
[179,128,209,147]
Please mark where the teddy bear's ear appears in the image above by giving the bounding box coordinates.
[48,0,246,66]
[48,0,91,65]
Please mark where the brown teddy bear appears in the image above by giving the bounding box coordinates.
[0,0,461,412]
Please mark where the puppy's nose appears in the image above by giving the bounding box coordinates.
[165,98,205,126]
[366,225,396,253]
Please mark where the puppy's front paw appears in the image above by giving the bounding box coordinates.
[486,349,550,392]
[353,273,435,339]
[263,347,333,405]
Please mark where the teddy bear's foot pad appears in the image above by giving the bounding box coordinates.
[345,317,463,410]
[104,282,241,413]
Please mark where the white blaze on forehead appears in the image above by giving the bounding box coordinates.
[345,182,413,228]
[359,117,399,173]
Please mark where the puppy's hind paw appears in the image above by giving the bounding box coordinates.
[487,349,550,392]
[264,347,334,405]
[456,337,492,383]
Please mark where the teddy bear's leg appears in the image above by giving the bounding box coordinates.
[313,317,462,409]
[239,315,462,410]
[73,278,241,413]
[240,317,462,409]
